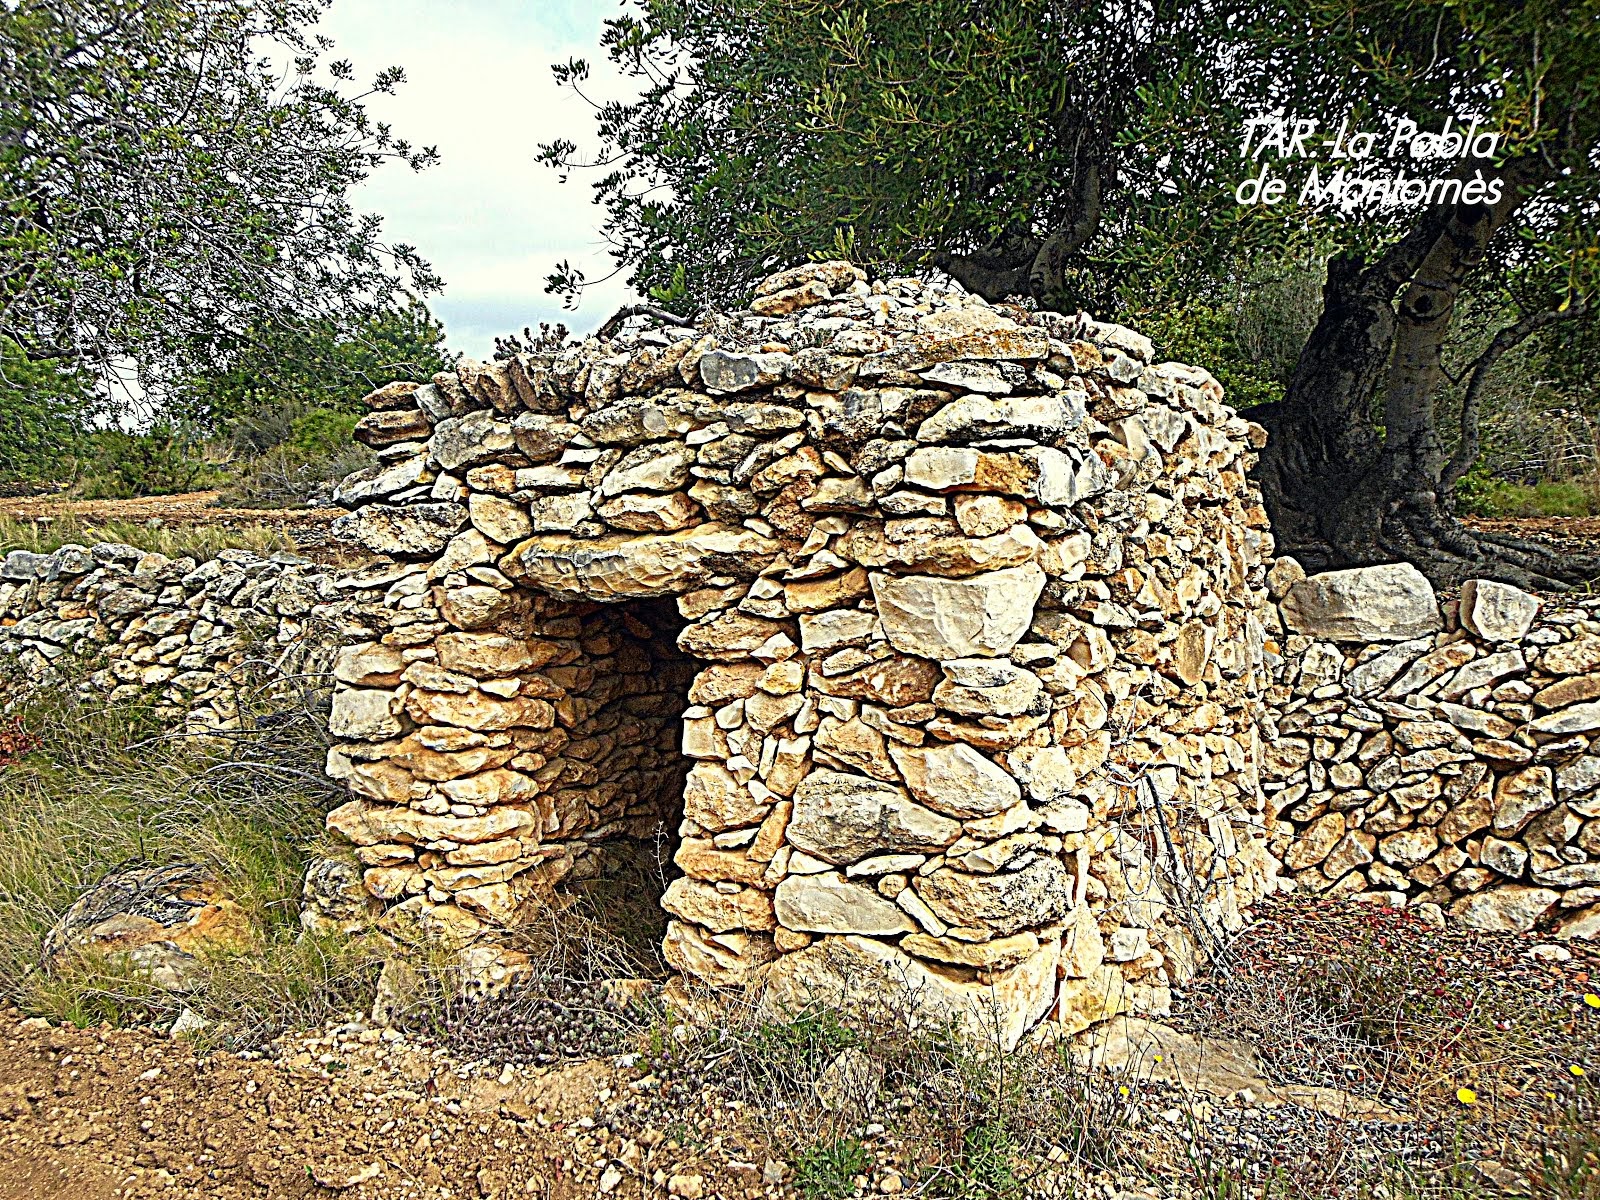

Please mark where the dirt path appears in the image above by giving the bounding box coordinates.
[4,890,1595,1200]
[0,1010,657,1200]
[1,491,342,535]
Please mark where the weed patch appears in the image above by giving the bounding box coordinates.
[794,1136,870,1200]
[0,660,374,1046]
[1454,471,1599,518]
[1179,895,1600,1195]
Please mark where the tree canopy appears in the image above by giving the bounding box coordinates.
[543,0,1600,586]
[540,0,1216,315]
[0,0,440,399]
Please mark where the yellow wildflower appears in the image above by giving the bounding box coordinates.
[1571,1065,1586,1077]
[1584,993,1600,1009]
[1457,1087,1477,1105]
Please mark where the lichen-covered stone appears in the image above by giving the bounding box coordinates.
[871,565,1046,659]
[505,525,778,600]
[787,771,962,864]
[1459,579,1539,642]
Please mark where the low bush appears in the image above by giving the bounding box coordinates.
[218,438,371,508]
[218,401,372,508]
[74,426,226,499]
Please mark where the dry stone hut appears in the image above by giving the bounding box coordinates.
[4,264,1594,1047]
[322,262,1281,1046]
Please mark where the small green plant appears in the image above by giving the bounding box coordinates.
[794,1136,870,1200]
[1453,467,1597,518]
[1537,1085,1600,1200]
[751,1005,861,1065]
[955,1120,1020,1199]
[27,947,179,1029]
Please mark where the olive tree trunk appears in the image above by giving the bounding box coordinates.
[1248,158,1592,590]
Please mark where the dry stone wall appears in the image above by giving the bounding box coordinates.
[0,542,349,732]
[325,262,1281,1047]
[1264,561,1600,941]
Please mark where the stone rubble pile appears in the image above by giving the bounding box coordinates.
[0,542,347,732]
[1265,561,1600,940]
[325,260,1282,1046]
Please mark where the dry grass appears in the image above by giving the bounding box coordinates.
[1180,897,1599,1199]
[0,511,299,560]
[0,658,381,1046]
[621,991,1142,1200]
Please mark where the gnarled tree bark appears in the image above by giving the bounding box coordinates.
[933,154,1105,304]
[1248,157,1599,590]
[932,152,1593,590]
[1441,300,1588,493]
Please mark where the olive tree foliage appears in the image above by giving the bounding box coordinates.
[538,0,1235,317]
[0,0,441,400]
[543,0,1600,588]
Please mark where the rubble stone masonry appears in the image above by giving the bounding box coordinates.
[1264,562,1600,942]
[0,542,348,732]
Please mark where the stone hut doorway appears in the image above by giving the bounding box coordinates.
[325,266,1283,1048]
[498,587,696,970]
[326,549,721,971]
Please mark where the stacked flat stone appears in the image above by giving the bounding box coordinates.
[323,261,1281,1048]
[1265,562,1600,940]
[0,542,341,731]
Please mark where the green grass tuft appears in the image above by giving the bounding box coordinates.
[794,1137,871,1200]
[1454,471,1598,518]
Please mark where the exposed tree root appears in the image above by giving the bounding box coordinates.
[1261,471,1600,593]
[1377,516,1582,592]
[1371,508,1600,591]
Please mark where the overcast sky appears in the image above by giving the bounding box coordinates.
[317,0,639,359]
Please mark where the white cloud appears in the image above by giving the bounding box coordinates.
[317,0,643,357]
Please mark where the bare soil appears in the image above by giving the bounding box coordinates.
[2,492,342,537]
[1461,515,1600,568]
[0,1009,647,1200]
[1,894,1596,1200]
